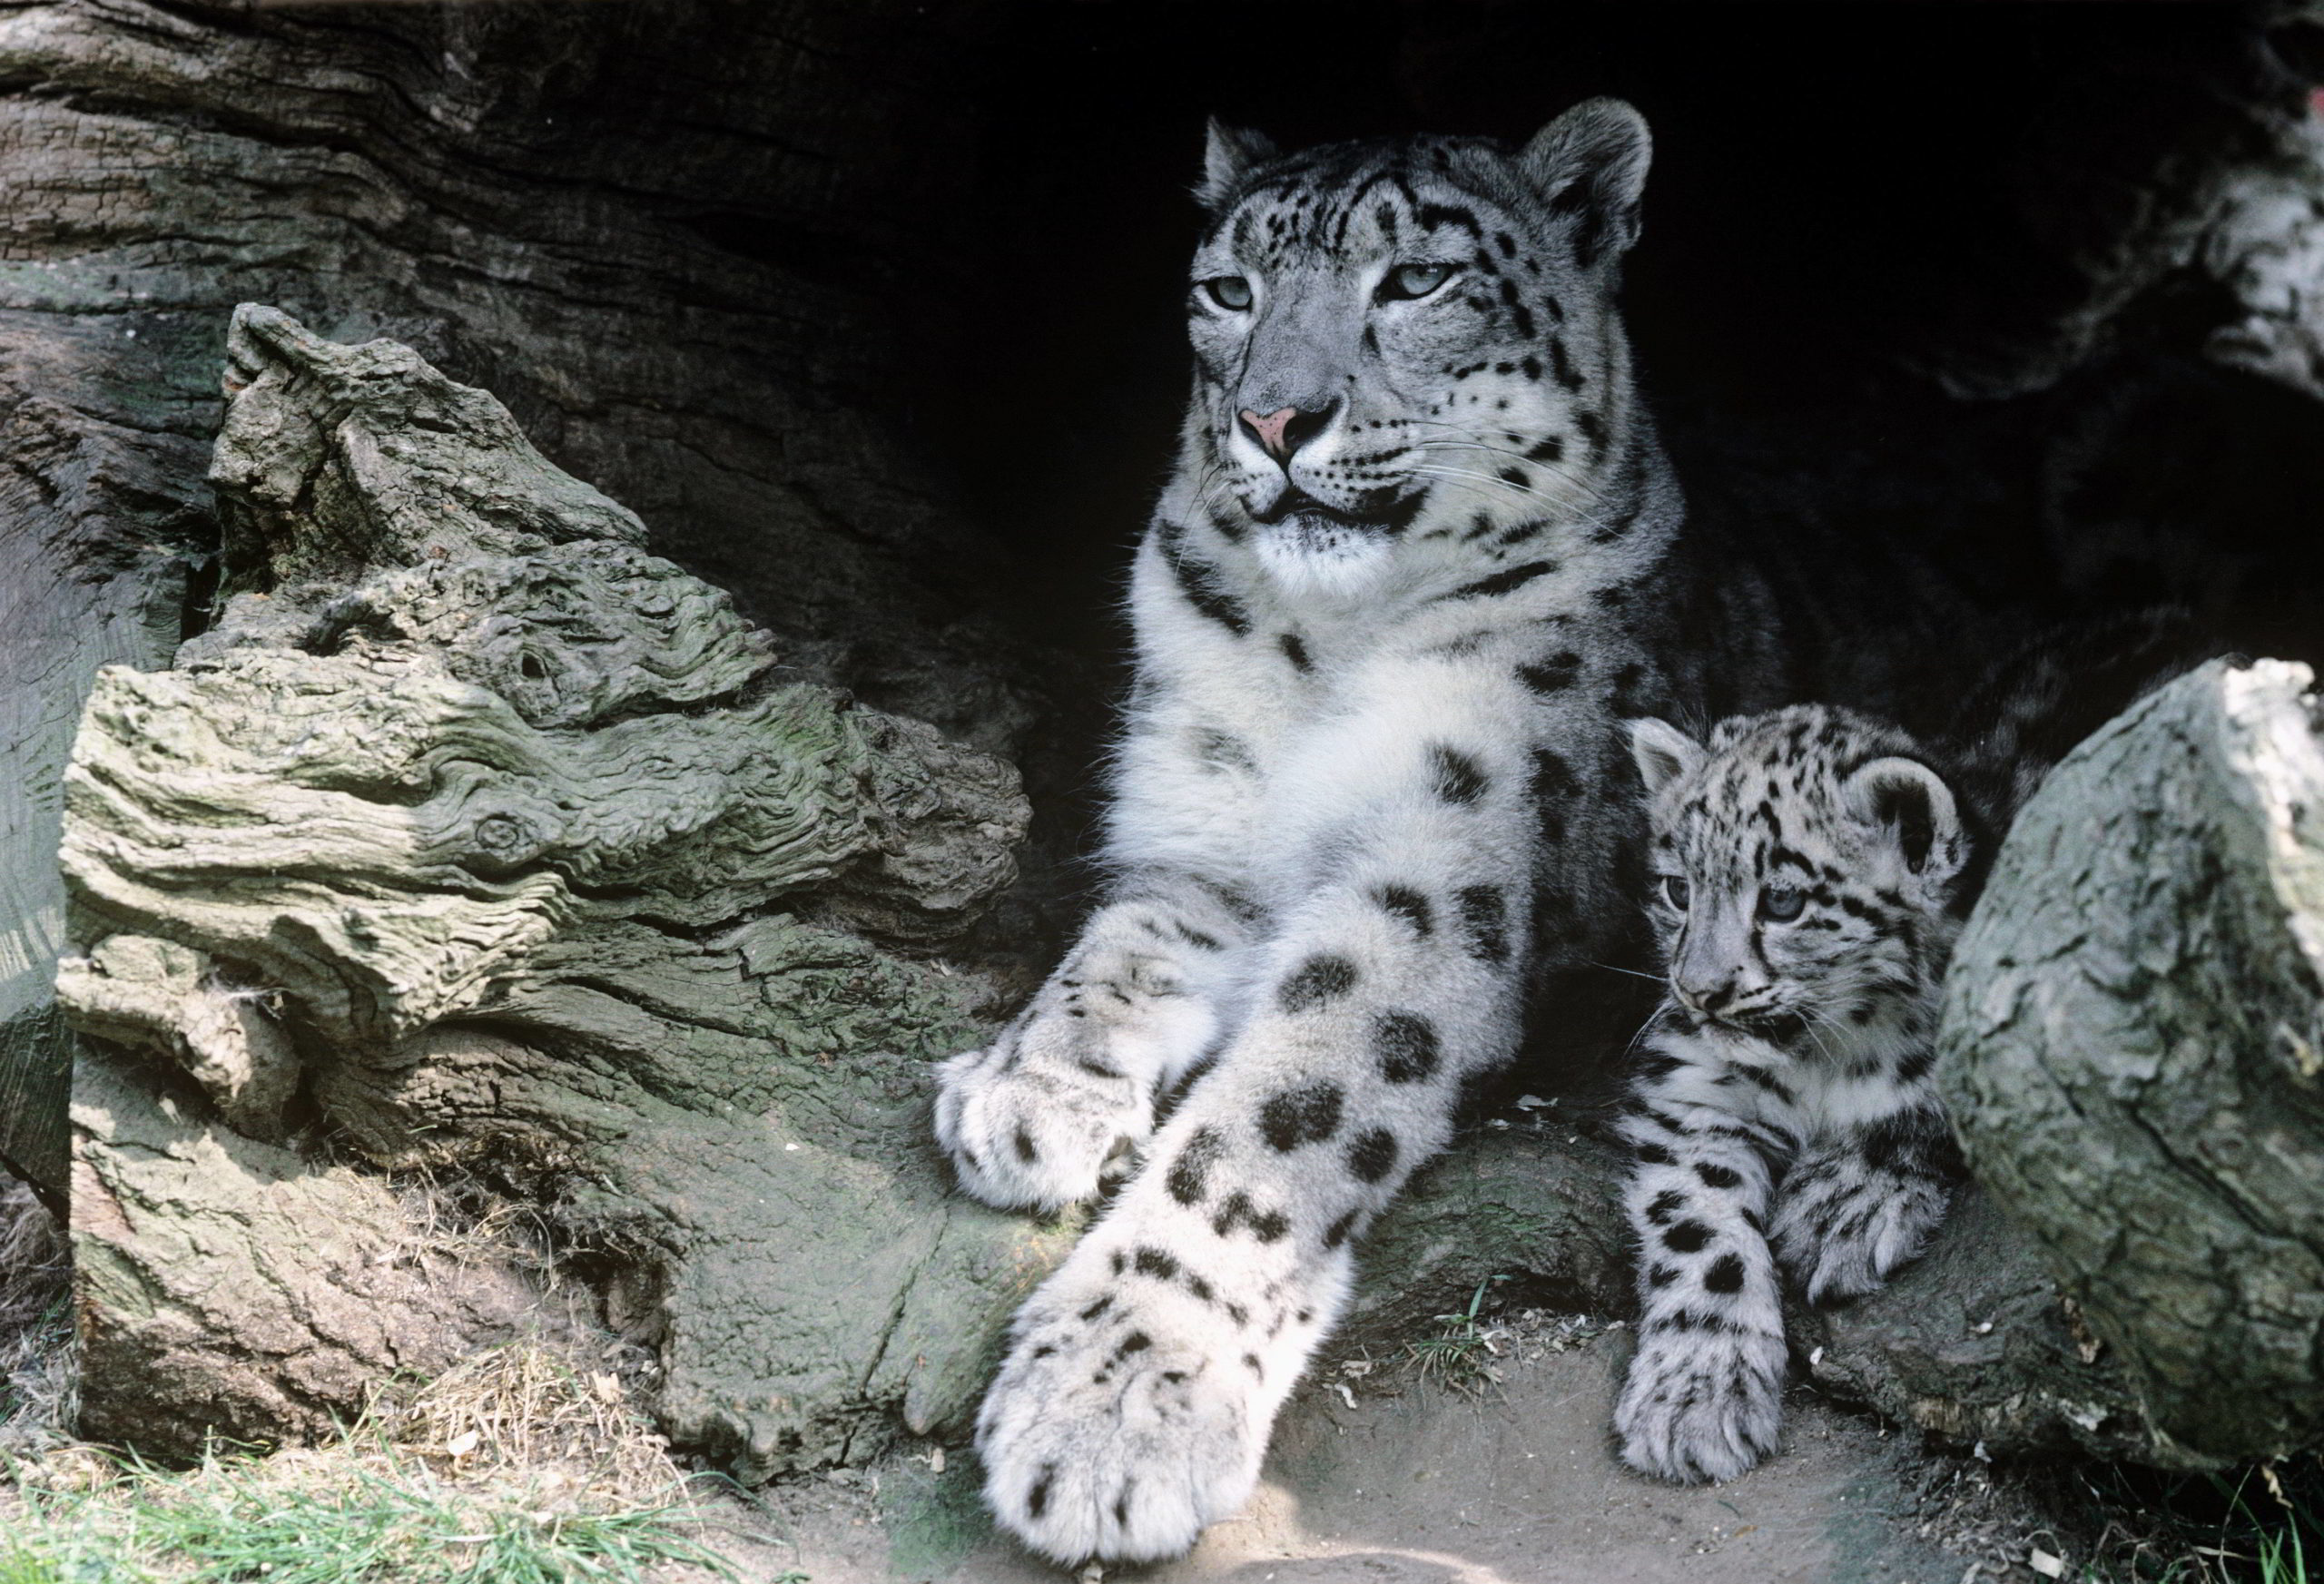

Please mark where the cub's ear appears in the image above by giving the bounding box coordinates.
[1198,119,1279,212]
[1843,757,1967,884]
[1629,717,1704,800]
[1519,97,1652,265]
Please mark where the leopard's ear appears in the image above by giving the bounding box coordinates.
[1629,717,1703,800]
[1198,119,1278,212]
[1519,98,1652,265]
[1843,756,1966,884]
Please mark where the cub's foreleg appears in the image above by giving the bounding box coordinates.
[1770,1093,1955,1305]
[1613,1035,1792,1482]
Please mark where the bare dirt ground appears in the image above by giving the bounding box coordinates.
[709,1324,2045,1584]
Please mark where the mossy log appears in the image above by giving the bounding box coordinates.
[57,306,1061,1474]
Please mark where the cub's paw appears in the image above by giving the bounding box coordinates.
[1615,1326,1786,1483]
[975,1257,1265,1564]
[1770,1168,1949,1306]
[933,1018,1155,1212]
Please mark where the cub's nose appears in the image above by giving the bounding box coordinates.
[1238,404,1331,462]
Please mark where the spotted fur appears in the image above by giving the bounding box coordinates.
[933,100,1689,1563]
[1613,705,1967,1483]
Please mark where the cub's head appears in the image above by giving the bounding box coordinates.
[1186,101,1653,589]
[1628,707,1970,1039]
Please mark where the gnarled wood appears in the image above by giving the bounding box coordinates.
[58,307,1060,1473]
[1940,658,2324,1466]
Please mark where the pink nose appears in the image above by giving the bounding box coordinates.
[1239,407,1301,460]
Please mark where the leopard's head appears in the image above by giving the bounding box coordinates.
[1184,99,1653,591]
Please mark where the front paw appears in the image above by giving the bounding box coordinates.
[933,1021,1154,1212]
[1615,1326,1786,1483]
[1771,1173,1948,1305]
[976,1256,1266,1564]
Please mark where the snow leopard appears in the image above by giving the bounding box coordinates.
[1614,705,1969,1483]
[931,100,1699,1563]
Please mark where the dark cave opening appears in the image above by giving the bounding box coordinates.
[904,3,2324,711]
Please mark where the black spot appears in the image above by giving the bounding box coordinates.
[1259,1081,1345,1150]
[1694,1161,1743,1190]
[1444,560,1556,602]
[1646,1263,1679,1289]
[1346,1128,1399,1184]
[1028,1465,1056,1519]
[1171,920,1224,952]
[1644,1189,1687,1225]
[1635,1141,1674,1166]
[1078,1296,1112,1321]
[1154,522,1251,635]
[1167,1127,1224,1205]
[1517,651,1583,695]
[1523,437,1563,469]
[1243,1352,1265,1376]
[1531,749,1581,841]
[1663,1219,1712,1254]
[1013,1127,1038,1164]
[1574,408,1607,450]
[1194,725,1256,773]
[1118,1332,1152,1356]
[1374,1009,1442,1084]
[1897,1048,1936,1083]
[1216,1190,1294,1244]
[1279,953,1360,1012]
[1498,466,1531,491]
[1114,1491,1131,1528]
[1373,884,1433,936]
[1187,1273,1215,1303]
[1279,632,1313,673]
[1430,743,1490,804]
[1323,1209,1360,1249]
[1134,1246,1179,1281]
[1704,1254,1746,1294]
[1456,884,1508,963]
[1547,337,1586,392]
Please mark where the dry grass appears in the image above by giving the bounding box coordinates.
[3,1339,734,1582]
[0,1179,71,1455]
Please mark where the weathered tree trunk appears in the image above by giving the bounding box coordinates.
[58,303,1065,1471]
[0,0,1055,1213]
[1940,658,2324,1466]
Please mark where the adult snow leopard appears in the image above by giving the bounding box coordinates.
[934,101,1693,1563]
[1616,706,1968,1483]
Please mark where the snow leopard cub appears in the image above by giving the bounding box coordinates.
[1615,704,1969,1482]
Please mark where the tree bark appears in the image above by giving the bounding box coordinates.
[0,0,1052,1213]
[1940,658,2324,1466]
[57,303,1065,1470]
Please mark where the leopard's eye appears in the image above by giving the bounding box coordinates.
[1200,276,1254,310]
[1659,874,1691,911]
[1759,885,1806,923]
[1376,261,1454,302]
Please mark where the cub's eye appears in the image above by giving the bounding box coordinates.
[1376,261,1454,302]
[1200,276,1253,310]
[1659,874,1691,911]
[1759,885,1806,923]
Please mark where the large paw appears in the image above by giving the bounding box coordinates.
[1770,1168,1948,1305]
[975,1254,1271,1564]
[1615,1326,1787,1484]
[933,1016,1158,1212]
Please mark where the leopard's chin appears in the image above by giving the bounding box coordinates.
[1251,513,1395,598]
